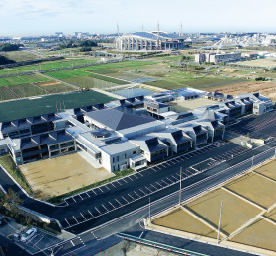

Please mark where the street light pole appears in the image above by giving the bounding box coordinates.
[179,167,182,205]
[149,197,151,221]
[217,200,223,245]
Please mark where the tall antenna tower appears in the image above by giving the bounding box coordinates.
[179,21,183,37]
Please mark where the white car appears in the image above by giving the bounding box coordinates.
[21,227,37,242]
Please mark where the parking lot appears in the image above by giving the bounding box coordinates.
[229,111,276,139]
[57,140,252,232]
[13,227,62,254]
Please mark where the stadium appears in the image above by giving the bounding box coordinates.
[115,31,188,51]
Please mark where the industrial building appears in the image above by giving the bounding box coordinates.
[0,88,273,173]
[115,32,188,51]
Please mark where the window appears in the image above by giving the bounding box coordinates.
[117,156,119,162]
[113,157,115,163]
[133,151,136,154]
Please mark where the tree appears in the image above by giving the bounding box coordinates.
[0,188,23,216]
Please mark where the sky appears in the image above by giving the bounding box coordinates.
[0,0,276,36]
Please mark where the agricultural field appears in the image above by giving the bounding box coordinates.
[62,76,118,89]
[0,58,97,75]
[236,58,276,68]
[2,50,40,62]
[44,69,89,79]
[150,159,276,255]
[0,73,73,101]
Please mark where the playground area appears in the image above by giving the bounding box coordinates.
[149,158,276,255]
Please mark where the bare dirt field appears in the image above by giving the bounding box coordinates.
[186,188,261,235]
[237,58,276,68]
[208,81,276,101]
[254,159,276,181]
[226,172,276,209]
[231,218,276,252]
[152,207,218,238]
[20,153,114,200]
[40,81,61,87]
[169,98,217,112]
[149,158,276,255]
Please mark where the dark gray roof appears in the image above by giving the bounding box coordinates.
[19,129,73,150]
[0,113,61,134]
[146,101,169,109]
[85,109,155,131]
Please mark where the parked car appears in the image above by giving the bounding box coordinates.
[13,233,22,241]
[21,227,37,242]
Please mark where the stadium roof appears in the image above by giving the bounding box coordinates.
[84,109,156,131]
[127,32,185,40]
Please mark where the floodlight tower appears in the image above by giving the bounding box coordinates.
[157,21,160,50]
[179,21,183,37]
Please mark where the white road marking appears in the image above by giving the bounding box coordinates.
[139,188,146,195]
[80,213,86,219]
[70,240,75,246]
[102,204,109,212]
[95,207,101,215]
[122,196,129,203]
[86,192,90,198]
[115,199,123,206]
[128,193,135,200]
[109,202,116,209]
[79,194,84,200]
[72,197,76,203]
[87,210,94,217]
[65,218,70,226]
[73,216,78,223]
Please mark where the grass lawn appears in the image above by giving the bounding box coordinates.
[44,69,88,79]
[0,155,32,194]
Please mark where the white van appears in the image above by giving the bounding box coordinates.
[21,227,37,242]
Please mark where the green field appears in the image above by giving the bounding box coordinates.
[62,76,117,89]
[86,72,129,85]
[0,59,98,75]
[0,73,51,86]
[44,69,88,79]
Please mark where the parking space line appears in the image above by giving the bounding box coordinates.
[86,192,90,198]
[102,204,109,212]
[87,210,94,217]
[139,188,146,195]
[92,190,97,195]
[72,197,76,203]
[65,218,70,226]
[128,193,135,200]
[115,199,123,206]
[145,186,152,193]
[151,184,157,190]
[98,187,104,192]
[156,181,162,187]
[80,213,86,219]
[137,172,143,177]
[73,216,79,223]
[105,185,110,190]
[127,176,134,181]
[164,162,171,166]
[161,179,169,185]
[134,191,141,198]
[79,194,84,200]
[122,178,128,183]
[70,240,75,246]
[122,196,129,203]
[95,207,101,215]
[109,202,116,209]
[117,180,123,185]
[166,177,173,183]
[110,182,116,188]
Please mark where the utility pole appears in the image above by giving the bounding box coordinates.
[157,21,160,51]
[179,167,182,205]
[252,155,254,168]
[179,21,183,37]
[148,197,151,221]
[217,200,223,244]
